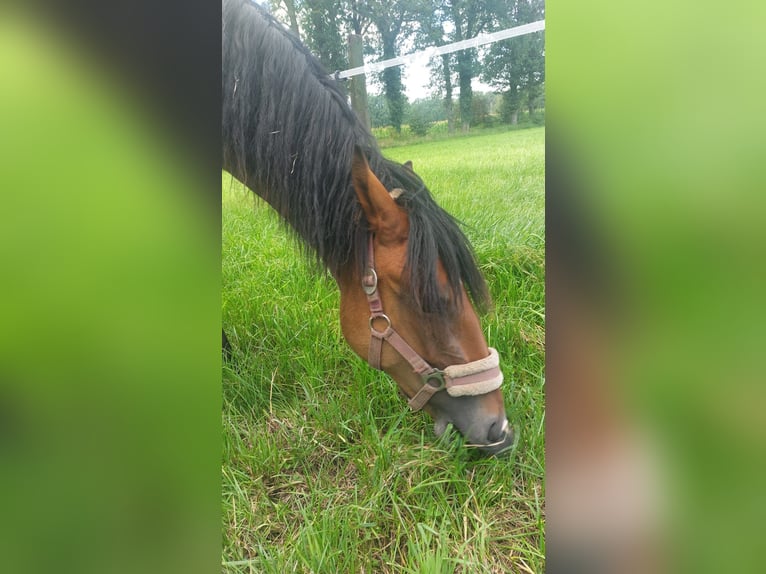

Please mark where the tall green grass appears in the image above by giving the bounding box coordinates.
[222,127,545,572]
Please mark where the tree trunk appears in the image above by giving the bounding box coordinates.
[380,31,405,133]
[442,54,455,134]
[456,49,473,132]
[347,34,370,130]
[503,85,521,125]
[448,2,479,133]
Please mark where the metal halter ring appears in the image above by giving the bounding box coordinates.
[422,371,446,391]
[369,313,392,334]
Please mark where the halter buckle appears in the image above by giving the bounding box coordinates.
[362,267,378,295]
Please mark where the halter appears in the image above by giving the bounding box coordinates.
[362,234,503,411]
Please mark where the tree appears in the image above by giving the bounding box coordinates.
[269,0,302,38]
[416,2,457,132]
[268,1,413,131]
[419,0,503,132]
[407,96,448,124]
[300,0,348,72]
[356,1,426,133]
[367,94,390,127]
[481,0,545,124]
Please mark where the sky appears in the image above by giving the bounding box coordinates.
[367,51,494,101]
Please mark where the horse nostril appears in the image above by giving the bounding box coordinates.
[487,418,508,443]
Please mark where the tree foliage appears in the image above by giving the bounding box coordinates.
[299,0,349,72]
[356,1,428,132]
[481,0,545,123]
[265,0,545,131]
[414,0,509,131]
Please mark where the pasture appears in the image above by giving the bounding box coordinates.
[222,126,545,572]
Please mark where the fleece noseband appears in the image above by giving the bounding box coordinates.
[362,234,503,411]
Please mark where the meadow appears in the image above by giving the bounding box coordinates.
[222,126,545,573]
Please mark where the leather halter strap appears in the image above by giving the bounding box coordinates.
[362,234,502,411]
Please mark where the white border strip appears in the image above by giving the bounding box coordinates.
[337,20,545,79]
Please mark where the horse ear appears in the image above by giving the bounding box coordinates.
[351,146,408,242]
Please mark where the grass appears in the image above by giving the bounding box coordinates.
[371,116,546,149]
[222,126,545,572]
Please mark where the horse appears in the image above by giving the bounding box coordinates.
[222,0,514,455]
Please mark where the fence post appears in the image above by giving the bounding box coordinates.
[347,34,371,131]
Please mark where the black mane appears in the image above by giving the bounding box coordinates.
[222,0,489,313]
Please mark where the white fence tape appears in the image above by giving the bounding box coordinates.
[337,20,545,79]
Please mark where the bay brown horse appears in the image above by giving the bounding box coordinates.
[222,0,514,455]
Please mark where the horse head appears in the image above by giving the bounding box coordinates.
[337,148,514,456]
